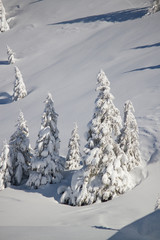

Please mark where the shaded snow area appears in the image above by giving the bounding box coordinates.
[0,0,160,239]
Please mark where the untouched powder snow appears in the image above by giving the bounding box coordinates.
[0,0,160,239]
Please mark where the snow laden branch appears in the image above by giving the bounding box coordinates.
[60,70,142,206]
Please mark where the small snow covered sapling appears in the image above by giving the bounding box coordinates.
[27,93,63,188]
[13,66,27,101]
[7,45,15,64]
[0,140,12,190]
[0,0,10,32]
[65,123,81,170]
[9,111,32,185]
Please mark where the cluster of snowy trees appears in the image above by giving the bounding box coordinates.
[0,70,142,206]
[59,70,142,206]
[0,93,63,189]
[0,0,9,32]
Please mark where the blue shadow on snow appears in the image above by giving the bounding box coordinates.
[0,61,9,65]
[125,65,160,73]
[132,42,160,49]
[0,92,12,104]
[108,210,160,240]
[50,7,147,25]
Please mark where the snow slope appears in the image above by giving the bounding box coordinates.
[0,0,160,239]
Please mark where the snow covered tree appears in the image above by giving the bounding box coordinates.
[7,45,15,64]
[9,111,32,185]
[13,66,27,101]
[60,70,131,206]
[155,196,160,210]
[0,141,12,190]
[148,0,160,14]
[65,123,81,170]
[117,100,142,171]
[27,93,63,188]
[0,0,9,32]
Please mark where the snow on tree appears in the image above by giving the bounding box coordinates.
[85,69,122,154]
[155,195,160,210]
[7,45,15,64]
[13,66,27,101]
[0,0,10,32]
[9,111,32,185]
[65,123,81,170]
[26,93,63,188]
[117,100,142,171]
[60,70,131,206]
[0,141,12,190]
[148,0,160,14]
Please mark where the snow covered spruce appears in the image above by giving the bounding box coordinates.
[60,70,142,206]
[155,196,160,210]
[13,66,27,101]
[0,141,12,190]
[117,100,142,171]
[0,112,32,189]
[148,0,160,14]
[27,93,63,188]
[0,111,33,187]
[65,123,81,170]
[0,0,9,32]
[7,45,15,64]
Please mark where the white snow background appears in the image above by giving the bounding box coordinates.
[0,0,160,239]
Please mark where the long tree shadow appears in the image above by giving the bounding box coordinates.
[92,226,119,231]
[0,92,12,104]
[30,0,43,4]
[132,42,160,50]
[125,65,160,73]
[50,7,147,25]
[108,210,160,240]
[0,61,9,65]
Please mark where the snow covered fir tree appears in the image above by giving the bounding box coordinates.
[148,0,160,14]
[9,111,32,185]
[155,196,160,210]
[60,70,137,206]
[0,0,9,32]
[65,123,81,170]
[27,93,63,188]
[7,45,15,64]
[117,100,142,171]
[0,141,12,190]
[13,66,27,101]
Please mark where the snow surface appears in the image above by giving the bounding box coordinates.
[0,0,160,239]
